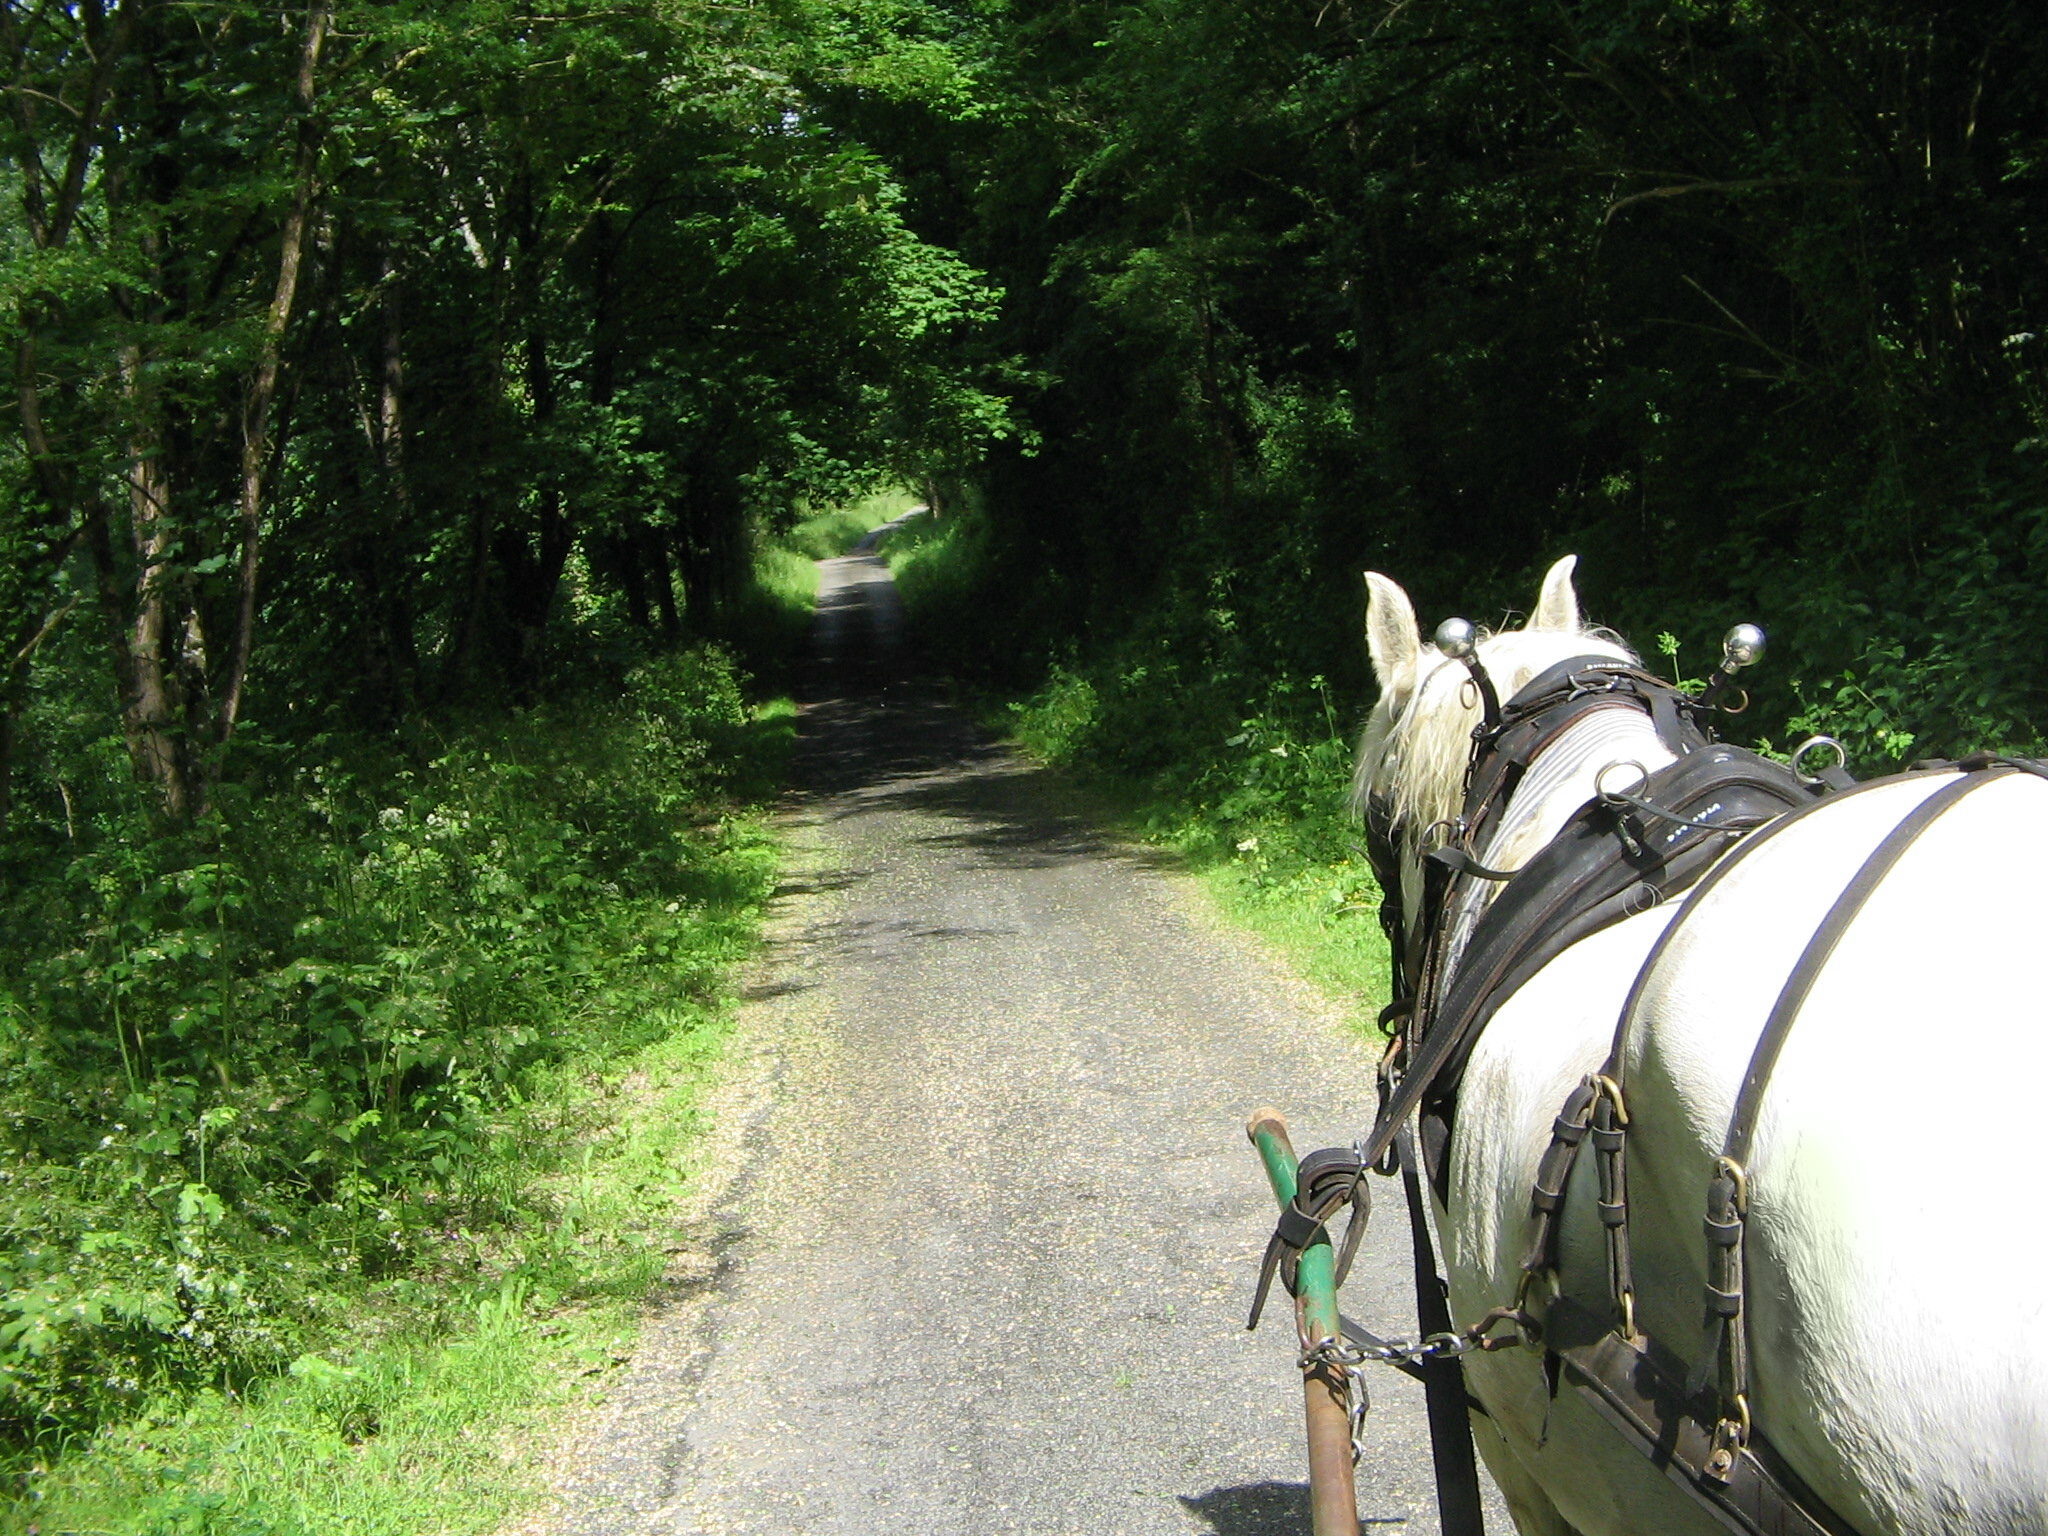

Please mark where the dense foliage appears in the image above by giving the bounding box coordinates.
[3,0,1011,822]
[2,647,776,1438]
[869,0,2048,785]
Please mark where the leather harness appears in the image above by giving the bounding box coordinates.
[1256,645,2048,1536]
[1359,655,1813,1185]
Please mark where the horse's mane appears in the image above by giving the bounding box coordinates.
[1351,625,1636,842]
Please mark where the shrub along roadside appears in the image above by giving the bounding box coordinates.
[0,645,796,1532]
[13,994,743,1535]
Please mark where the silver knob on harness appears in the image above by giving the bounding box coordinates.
[1699,622,1766,711]
[1433,617,1500,733]
[1721,624,1766,670]
[1434,617,1478,660]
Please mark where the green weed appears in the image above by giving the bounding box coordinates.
[9,983,733,1534]
[780,488,923,561]
[0,642,788,1521]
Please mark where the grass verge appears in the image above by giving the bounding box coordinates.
[779,488,923,561]
[12,971,747,1536]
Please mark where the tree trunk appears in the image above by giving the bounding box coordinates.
[213,0,329,757]
[373,255,421,691]
[115,363,208,820]
[644,525,679,637]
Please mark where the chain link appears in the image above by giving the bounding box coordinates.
[1296,1303,1534,1380]
[1292,1297,1537,1465]
[1343,1360,1373,1465]
[1298,1328,1474,1374]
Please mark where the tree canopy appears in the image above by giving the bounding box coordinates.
[879,0,2048,768]
[3,0,1013,826]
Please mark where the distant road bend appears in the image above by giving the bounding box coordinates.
[536,539,1506,1535]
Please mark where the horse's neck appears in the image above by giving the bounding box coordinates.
[1438,704,1678,981]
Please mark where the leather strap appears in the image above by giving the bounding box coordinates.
[1545,1297,1863,1536]
[1247,1146,1371,1330]
[1697,767,2007,1407]
[1720,766,1998,1169]
[1398,1123,1489,1536]
[1364,744,1799,1177]
[1522,761,1932,1289]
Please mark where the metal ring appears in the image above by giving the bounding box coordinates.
[1718,687,1750,715]
[1458,677,1480,711]
[1714,1155,1749,1213]
[1595,759,1650,804]
[1592,1073,1631,1126]
[1418,817,1460,853]
[1791,735,1847,783]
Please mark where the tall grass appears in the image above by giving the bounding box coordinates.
[779,487,923,560]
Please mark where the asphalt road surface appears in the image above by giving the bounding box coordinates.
[536,546,1507,1536]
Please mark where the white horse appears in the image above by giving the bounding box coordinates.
[1353,556,2048,1536]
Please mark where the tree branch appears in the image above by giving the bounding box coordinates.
[13,592,80,672]
[1603,176,1861,223]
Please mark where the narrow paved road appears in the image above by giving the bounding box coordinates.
[538,548,1505,1535]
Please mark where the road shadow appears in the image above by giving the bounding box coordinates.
[788,561,1182,876]
[1179,1481,1411,1533]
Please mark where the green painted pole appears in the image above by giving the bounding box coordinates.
[1248,1107,1360,1536]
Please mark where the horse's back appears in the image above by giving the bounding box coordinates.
[1630,768,2048,1535]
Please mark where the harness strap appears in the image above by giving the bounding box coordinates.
[1426,845,1520,883]
[1247,1146,1372,1331]
[1697,767,2007,1431]
[1386,746,1797,1184]
[1524,760,1960,1292]
[1544,1296,1864,1536]
[1397,1122,1489,1536]
[1718,766,1997,1169]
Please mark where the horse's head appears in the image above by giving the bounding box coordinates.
[1351,555,1634,943]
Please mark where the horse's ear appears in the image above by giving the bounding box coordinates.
[1530,554,1582,632]
[1364,571,1422,706]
